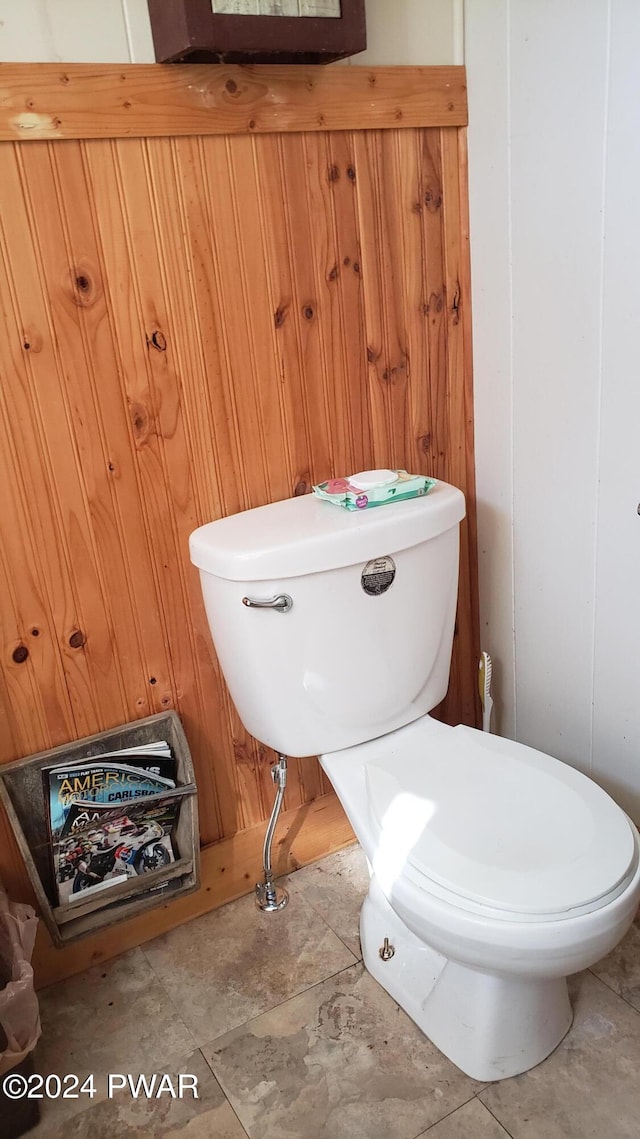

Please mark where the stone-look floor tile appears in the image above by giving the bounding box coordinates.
[590,909,640,1011]
[142,889,356,1046]
[286,842,370,958]
[479,971,640,1138]
[420,1097,512,1137]
[29,1049,248,1139]
[203,962,482,1139]
[31,947,195,1129]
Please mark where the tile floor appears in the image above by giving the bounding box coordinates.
[25,843,640,1138]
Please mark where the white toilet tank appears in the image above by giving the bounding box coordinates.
[189,480,465,758]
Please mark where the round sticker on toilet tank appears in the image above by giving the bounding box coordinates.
[361,556,396,596]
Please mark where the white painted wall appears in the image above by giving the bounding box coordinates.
[3,1,639,819]
[589,3,640,818]
[356,0,462,64]
[466,0,640,821]
[0,0,155,61]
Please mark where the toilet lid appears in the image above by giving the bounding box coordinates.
[365,724,637,917]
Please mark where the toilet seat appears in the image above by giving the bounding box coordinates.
[364,722,638,923]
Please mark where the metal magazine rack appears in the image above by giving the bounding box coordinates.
[0,711,199,947]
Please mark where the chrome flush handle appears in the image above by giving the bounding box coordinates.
[242,594,293,614]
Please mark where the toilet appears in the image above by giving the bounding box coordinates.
[189,479,640,1081]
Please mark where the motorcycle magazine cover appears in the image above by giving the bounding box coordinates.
[44,744,182,907]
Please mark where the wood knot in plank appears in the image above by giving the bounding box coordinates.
[451,283,461,324]
[302,304,315,321]
[346,166,356,182]
[382,356,408,383]
[22,327,42,353]
[68,630,86,649]
[327,264,339,282]
[293,478,309,496]
[147,329,167,352]
[232,739,254,767]
[424,291,443,316]
[12,644,29,664]
[129,401,151,443]
[424,187,442,212]
[274,304,288,328]
[327,164,340,183]
[69,265,99,308]
[419,433,431,455]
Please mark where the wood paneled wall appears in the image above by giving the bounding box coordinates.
[0,64,478,985]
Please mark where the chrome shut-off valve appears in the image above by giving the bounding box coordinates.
[255,755,289,913]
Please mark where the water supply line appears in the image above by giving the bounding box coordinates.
[255,754,289,912]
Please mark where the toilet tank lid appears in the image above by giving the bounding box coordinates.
[189,480,465,581]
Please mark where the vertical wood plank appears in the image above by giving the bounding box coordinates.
[278,133,334,484]
[302,132,354,480]
[0,144,84,749]
[250,131,313,811]
[61,139,176,721]
[167,135,264,835]
[15,141,162,726]
[417,128,449,483]
[325,131,373,470]
[352,129,408,467]
[0,539,50,757]
[82,136,230,843]
[440,126,480,728]
[389,128,431,475]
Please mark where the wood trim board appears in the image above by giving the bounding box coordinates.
[0,64,467,141]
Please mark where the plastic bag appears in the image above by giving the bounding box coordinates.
[0,888,40,1077]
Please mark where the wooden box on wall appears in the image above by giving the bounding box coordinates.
[148,0,366,63]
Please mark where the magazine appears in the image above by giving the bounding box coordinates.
[43,739,184,909]
[55,794,185,908]
[46,742,176,837]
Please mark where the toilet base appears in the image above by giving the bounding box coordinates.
[360,877,573,1081]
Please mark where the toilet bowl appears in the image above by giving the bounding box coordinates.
[321,714,640,1080]
[189,477,640,1081]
